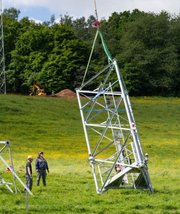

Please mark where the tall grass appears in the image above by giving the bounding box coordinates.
[0,95,179,213]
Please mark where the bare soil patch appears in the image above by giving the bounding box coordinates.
[55,89,76,98]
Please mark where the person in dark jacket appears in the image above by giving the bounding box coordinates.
[35,152,49,186]
[26,155,33,190]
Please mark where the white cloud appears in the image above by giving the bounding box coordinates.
[4,0,180,21]
[28,17,43,24]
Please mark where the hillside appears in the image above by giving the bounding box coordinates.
[0,95,179,213]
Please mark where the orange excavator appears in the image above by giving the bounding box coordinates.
[30,84,46,96]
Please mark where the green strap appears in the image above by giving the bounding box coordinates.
[98,30,113,62]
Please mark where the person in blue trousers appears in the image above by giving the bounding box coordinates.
[35,152,49,186]
[25,155,33,190]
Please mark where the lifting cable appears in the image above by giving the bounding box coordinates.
[81,0,113,87]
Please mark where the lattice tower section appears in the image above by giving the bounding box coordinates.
[0,0,6,94]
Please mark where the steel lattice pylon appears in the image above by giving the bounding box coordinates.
[0,141,33,195]
[0,0,6,94]
[76,29,153,194]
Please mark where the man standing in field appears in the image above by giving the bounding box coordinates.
[35,152,49,186]
[25,155,33,190]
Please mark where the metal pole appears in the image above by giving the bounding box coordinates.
[26,191,29,211]
[0,0,6,94]
[7,143,18,193]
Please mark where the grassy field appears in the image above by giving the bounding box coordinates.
[0,94,179,214]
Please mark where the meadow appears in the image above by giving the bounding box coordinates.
[0,94,179,214]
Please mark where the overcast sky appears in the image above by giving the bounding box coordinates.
[4,0,180,22]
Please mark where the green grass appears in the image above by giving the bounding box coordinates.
[0,95,179,213]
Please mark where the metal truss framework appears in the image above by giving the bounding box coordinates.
[0,0,6,94]
[76,59,153,194]
[0,141,33,195]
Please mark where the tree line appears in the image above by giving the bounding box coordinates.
[3,8,180,96]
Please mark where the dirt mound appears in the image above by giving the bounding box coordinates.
[55,89,76,98]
